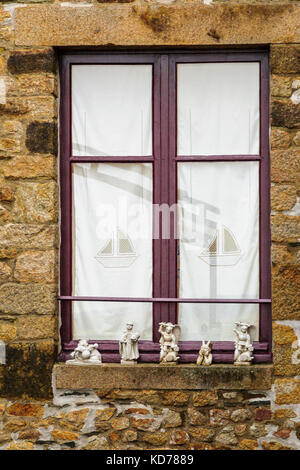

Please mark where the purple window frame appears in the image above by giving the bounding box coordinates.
[58,50,271,363]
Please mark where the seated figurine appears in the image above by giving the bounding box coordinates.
[66,339,102,365]
[159,322,181,364]
[196,340,212,366]
[233,322,254,365]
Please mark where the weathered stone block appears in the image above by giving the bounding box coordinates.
[272,100,300,128]
[271,149,300,183]
[271,244,298,267]
[7,402,44,418]
[239,438,258,450]
[254,408,272,421]
[3,156,55,179]
[0,318,16,341]
[189,427,215,443]
[51,429,79,442]
[8,74,55,97]
[271,215,300,243]
[271,75,292,98]
[16,315,56,340]
[0,340,56,399]
[142,431,167,445]
[230,409,252,423]
[0,261,12,281]
[271,45,300,74]
[26,121,57,154]
[187,408,207,426]
[0,283,56,314]
[7,49,55,75]
[12,182,57,223]
[13,4,300,47]
[170,430,189,445]
[193,391,218,407]
[261,441,293,451]
[122,430,137,443]
[95,407,115,421]
[271,184,297,211]
[111,417,130,430]
[14,250,55,283]
[162,391,189,405]
[6,441,34,450]
[272,267,300,320]
[270,128,291,150]
[275,378,300,405]
[273,323,297,346]
[163,409,182,428]
[0,224,56,250]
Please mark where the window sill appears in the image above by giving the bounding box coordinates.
[54,363,273,391]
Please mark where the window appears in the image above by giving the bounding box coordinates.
[59,51,271,363]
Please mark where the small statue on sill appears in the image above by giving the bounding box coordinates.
[119,321,140,365]
[196,340,212,366]
[159,322,181,364]
[233,322,254,365]
[66,339,102,365]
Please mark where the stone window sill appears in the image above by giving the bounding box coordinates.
[54,363,273,391]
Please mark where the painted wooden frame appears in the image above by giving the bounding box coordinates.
[59,50,271,363]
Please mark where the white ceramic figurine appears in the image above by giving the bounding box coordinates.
[119,321,140,365]
[66,339,102,365]
[233,322,254,365]
[196,340,212,366]
[159,322,181,364]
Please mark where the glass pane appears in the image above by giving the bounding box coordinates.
[177,63,260,155]
[72,163,153,340]
[178,161,259,340]
[72,65,152,156]
[73,302,152,341]
[179,304,259,342]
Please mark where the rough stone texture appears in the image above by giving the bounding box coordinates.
[271,185,297,211]
[14,250,56,283]
[14,5,300,47]
[12,182,57,223]
[7,49,56,75]
[54,364,274,391]
[0,283,56,314]
[3,156,56,179]
[25,121,57,154]
[270,128,291,150]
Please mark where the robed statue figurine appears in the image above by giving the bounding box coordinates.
[119,321,140,365]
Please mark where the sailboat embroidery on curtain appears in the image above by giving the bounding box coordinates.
[95,228,137,268]
[199,225,242,267]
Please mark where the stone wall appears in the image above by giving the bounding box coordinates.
[0,0,299,451]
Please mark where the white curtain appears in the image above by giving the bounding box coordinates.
[177,63,260,156]
[72,65,152,156]
[72,163,153,340]
[178,162,259,341]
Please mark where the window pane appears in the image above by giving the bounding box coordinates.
[72,163,153,340]
[73,302,152,341]
[178,304,259,342]
[178,161,259,340]
[72,65,152,156]
[177,63,260,155]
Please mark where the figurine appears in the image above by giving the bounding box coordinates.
[119,321,140,365]
[159,322,181,364]
[66,339,102,365]
[196,341,212,366]
[233,322,254,365]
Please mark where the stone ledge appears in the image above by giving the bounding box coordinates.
[15,4,300,46]
[54,363,273,391]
